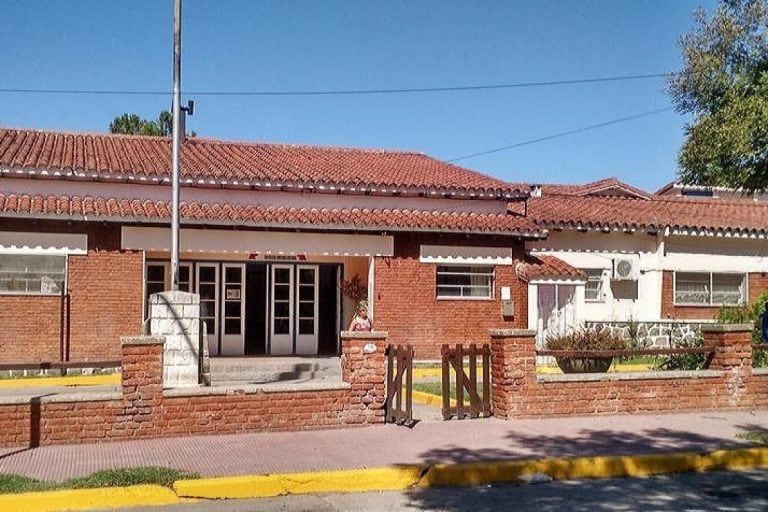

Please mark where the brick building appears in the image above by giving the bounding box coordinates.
[0,127,542,363]
[521,178,768,346]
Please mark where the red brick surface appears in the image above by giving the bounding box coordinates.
[0,220,143,363]
[0,334,386,448]
[661,271,768,320]
[374,233,527,358]
[491,328,767,419]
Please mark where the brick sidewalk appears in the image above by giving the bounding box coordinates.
[1,410,765,481]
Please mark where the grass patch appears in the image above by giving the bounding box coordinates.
[736,431,768,446]
[0,467,199,495]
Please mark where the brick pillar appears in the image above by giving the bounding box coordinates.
[702,324,753,407]
[149,291,200,388]
[340,331,387,425]
[490,329,537,419]
[119,336,164,434]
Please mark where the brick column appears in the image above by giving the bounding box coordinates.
[702,324,753,407]
[118,336,164,434]
[340,331,388,425]
[490,329,537,419]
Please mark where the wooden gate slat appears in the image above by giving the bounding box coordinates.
[441,343,493,421]
[385,343,414,426]
[441,344,451,420]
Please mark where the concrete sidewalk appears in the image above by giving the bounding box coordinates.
[1,410,766,482]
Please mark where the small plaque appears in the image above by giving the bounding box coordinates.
[226,289,241,300]
[363,343,377,354]
[500,286,512,301]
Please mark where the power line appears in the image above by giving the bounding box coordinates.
[0,73,668,97]
[447,106,674,162]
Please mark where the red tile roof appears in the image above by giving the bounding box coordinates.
[516,254,586,282]
[541,178,650,199]
[0,127,524,198]
[526,194,768,235]
[0,192,543,236]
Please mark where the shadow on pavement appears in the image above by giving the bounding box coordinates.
[404,423,766,511]
[404,469,768,512]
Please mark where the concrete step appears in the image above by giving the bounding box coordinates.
[209,357,341,384]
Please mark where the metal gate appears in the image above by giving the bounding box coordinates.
[385,344,414,426]
[441,343,492,420]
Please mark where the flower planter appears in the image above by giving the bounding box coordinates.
[555,356,613,374]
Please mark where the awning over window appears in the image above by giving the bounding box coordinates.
[121,227,394,257]
[0,232,87,255]
[516,253,587,283]
[419,245,515,265]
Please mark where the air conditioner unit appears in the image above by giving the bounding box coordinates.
[611,258,637,281]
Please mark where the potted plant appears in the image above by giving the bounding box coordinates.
[546,329,628,374]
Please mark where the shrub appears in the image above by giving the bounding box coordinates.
[546,329,628,351]
[660,334,706,371]
[717,290,768,368]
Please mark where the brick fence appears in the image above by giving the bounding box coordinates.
[0,332,387,448]
[491,325,768,418]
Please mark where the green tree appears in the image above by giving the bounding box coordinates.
[667,0,768,192]
[109,111,175,137]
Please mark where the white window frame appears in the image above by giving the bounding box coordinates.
[672,271,748,306]
[0,252,68,296]
[583,269,605,303]
[436,265,495,300]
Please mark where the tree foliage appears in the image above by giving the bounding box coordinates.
[668,0,768,192]
[109,112,172,136]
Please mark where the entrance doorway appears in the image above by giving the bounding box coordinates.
[245,262,340,356]
[146,259,342,357]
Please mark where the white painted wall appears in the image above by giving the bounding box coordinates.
[528,230,662,322]
[0,177,510,214]
[527,229,768,325]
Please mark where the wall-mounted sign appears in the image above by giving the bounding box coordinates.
[226,289,241,300]
[247,253,308,262]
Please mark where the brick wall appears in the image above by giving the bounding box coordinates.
[661,271,768,320]
[490,326,766,419]
[0,332,386,448]
[374,233,527,358]
[0,220,143,363]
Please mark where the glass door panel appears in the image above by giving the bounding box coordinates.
[295,265,319,355]
[221,263,245,355]
[196,264,219,356]
[269,264,294,355]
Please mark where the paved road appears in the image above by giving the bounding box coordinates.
[104,469,768,512]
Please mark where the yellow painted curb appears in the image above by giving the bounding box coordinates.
[0,484,182,512]
[175,447,768,500]
[173,466,427,499]
[0,374,120,389]
[411,389,455,408]
[420,448,768,488]
[413,364,652,379]
[6,447,768,509]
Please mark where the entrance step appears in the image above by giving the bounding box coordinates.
[209,357,341,384]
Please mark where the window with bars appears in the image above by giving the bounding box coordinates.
[674,272,746,306]
[0,254,66,295]
[584,269,605,302]
[436,265,494,299]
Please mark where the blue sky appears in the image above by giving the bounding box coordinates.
[1,0,716,192]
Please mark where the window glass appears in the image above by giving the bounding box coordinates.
[0,254,66,295]
[674,272,745,305]
[675,272,710,304]
[436,265,493,299]
[584,269,604,302]
[712,274,745,305]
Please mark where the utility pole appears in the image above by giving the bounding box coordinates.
[170,0,182,291]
